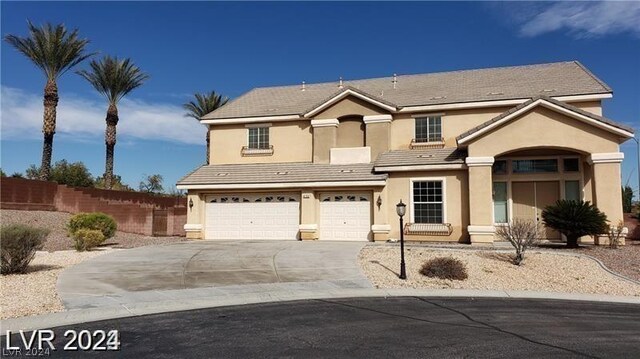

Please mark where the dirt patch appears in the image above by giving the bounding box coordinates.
[1,209,186,251]
[359,246,640,297]
[568,241,640,282]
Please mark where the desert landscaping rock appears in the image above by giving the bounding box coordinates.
[1,210,186,251]
[0,249,114,319]
[359,246,640,297]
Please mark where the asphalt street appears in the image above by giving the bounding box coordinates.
[3,297,639,358]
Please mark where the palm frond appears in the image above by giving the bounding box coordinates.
[4,20,95,80]
[183,91,229,120]
[76,55,149,104]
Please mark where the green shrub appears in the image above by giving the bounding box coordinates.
[542,200,608,248]
[420,257,468,281]
[72,229,105,251]
[67,212,117,239]
[1,225,49,274]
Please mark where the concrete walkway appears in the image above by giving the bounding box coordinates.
[57,240,371,310]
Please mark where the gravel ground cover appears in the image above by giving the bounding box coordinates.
[568,240,640,282]
[359,245,640,296]
[0,249,113,319]
[1,210,186,251]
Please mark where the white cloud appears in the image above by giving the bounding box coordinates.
[0,86,205,145]
[507,1,640,38]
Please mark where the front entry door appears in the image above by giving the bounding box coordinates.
[512,181,560,239]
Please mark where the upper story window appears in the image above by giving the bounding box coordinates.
[512,159,558,173]
[248,127,269,149]
[415,116,442,143]
[242,125,273,156]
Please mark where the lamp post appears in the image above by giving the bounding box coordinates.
[632,136,640,204]
[396,200,407,280]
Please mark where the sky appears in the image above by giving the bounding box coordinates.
[1,1,639,194]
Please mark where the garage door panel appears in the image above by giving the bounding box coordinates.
[319,192,371,241]
[205,194,300,240]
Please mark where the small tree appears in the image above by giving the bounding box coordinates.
[495,219,539,265]
[622,185,633,213]
[27,160,94,187]
[0,168,6,177]
[10,172,24,178]
[139,174,164,194]
[542,200,608,248]
[95,174,133,191]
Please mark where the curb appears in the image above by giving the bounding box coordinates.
[2,289,639,332]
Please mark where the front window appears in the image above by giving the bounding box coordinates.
[248,127,269,149]
[413,181,444,223]
[563,158,579,172]
[493,182,508,223]
[415,116,442,143]
[512,159,558,173]
[564,180,581,201]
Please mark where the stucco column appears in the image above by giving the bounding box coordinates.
[363,115,391,161]
[311,119,338,163]
[589,152,626,245]
[371,186,390,241]
[184,192,204,239]
[299,190,318,240]
[466,157,495,244]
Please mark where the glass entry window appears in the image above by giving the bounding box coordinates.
[492,182,508,223]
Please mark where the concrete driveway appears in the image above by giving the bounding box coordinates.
[58,240,371,309]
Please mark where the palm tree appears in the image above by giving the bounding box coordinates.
[77,56,149,189]
[183,92,229,164]
[4,21,94,180]
[542,200,608,248]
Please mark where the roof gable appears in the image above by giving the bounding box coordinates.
[456,96,634,145]
[305,87,396,118]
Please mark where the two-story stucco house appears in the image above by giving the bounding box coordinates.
[177,61,634,245]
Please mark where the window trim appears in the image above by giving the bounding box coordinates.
[409,177,447,224]
[247,126,270,149]
[413,115,442,143]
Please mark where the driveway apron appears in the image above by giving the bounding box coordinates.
[57,240,371,309]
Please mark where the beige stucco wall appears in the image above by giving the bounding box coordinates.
[209,121,312,164]
[313,126,337,163]
[466,107,620,157]
[366,121,390,161]
[570,100,603,116]
[337,118,366,148]
[313,96,387,120]
[385,170,469,242]
[390,107,512,149]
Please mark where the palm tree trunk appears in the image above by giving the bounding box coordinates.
[104,103,119,190]
[566,235,580,248]
[206,129,210,165]
[40,80,59,180]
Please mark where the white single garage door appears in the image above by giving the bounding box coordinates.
[319,192,371,241]
[205,193,300,240]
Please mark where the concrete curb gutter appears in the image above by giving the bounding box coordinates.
[2,288,639,332]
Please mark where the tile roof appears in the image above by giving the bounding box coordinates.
[374,148,467,168]
[177,162,387,186]
[205,61,611,119]
[456,95,634,142]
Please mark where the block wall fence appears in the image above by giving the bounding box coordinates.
[0,177,186,236]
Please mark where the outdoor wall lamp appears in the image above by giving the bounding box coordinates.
[376,195,382,208]
[188,198,194,211]
[396,200,407,280]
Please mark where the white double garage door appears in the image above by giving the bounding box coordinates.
[204,192,371,241]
